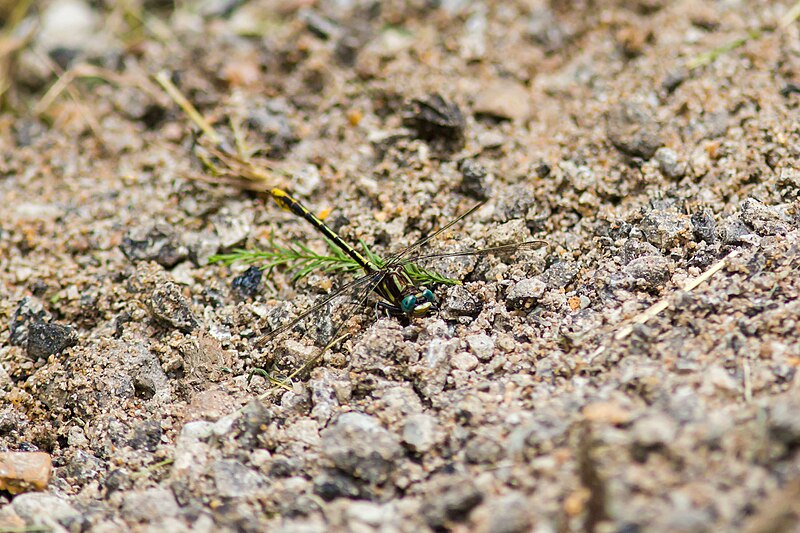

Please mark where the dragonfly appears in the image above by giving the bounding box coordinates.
[248,188,546,387]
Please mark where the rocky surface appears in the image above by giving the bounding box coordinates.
[1,1,799,532]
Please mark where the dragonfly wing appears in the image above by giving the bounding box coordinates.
[254,271,381,348]
[387,200,487,265]
[401,240,549,264]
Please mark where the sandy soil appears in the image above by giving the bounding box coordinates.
[1,1,799,532]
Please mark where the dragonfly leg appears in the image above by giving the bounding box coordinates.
[375,301,403,320]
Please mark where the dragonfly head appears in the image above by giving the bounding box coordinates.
[400,287,437,317]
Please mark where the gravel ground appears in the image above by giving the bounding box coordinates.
[1,1,800,532]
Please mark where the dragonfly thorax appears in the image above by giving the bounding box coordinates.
[378,266,438,317]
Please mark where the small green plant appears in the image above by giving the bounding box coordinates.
[210,237,460,287]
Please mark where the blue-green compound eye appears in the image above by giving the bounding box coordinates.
[422,289,435,302]
[401,294,417,313]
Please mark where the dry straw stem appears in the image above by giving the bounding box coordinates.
[613,249,740,342]
[688,0,800,69]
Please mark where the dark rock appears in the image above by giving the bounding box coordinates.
[539,261,579,289]
[606,102,663,159]
[232,266,263,299]
[26,320,78,359]
[120,223,188,268]
[314,469,362,501]
[459,159,491,200]
[102,469,131,497]
[403,94,466,152]
[128,420,162,452]
[9,297,49,347]
[720,217,756,245]
[212,459,265,498]
[421,474,483,528]
[691,210,717,244]
[147,281,198,333]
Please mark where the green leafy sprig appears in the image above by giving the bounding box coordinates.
[210,237,460,286]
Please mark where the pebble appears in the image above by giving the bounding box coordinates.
[465,433,504,464]
[621,239,661,263]
[11,492,83,530]
[320,412,403,485]
[622,255,671,291]
[475,492,533,533]
[474,79,532,121]
[245,104,298,159]
[211,207,253,248]
[121,487,180,522]
[538,261,579,289]
[0,452,52,494]
[631,413,678,448]
[445,285,483,317]
[120,223,188,268]
[26,319,78,359]
[147,281,198,333]
[451,351,479,371]
[506,278,546,310]
[402,413,439,453]
[582,401,634,425]
[638,209,692,250]
[8,297,49,347]
[212,459,265,498]
[236,399,273,450]
[459,159,492,200]
[232,266,263,299]
[127,420,162,452]
[606,102,663,159]
[38,0,100,55]
[420,474,484,529]
[487,219,531,247]
[402,94,465,151]
[767,396,800,447]
[654,147,687,179]
[466,333,495,361]
[740,198,790,236]
[690,210,717,244]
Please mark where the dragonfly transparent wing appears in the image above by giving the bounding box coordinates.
[254,269,382,348]
[401,240,548,265]
[387,200,487,265]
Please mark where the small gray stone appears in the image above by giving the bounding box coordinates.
[539,261,579,289]
[148,281,198,333]
[632,413,678,448]
[120,223,188,268]
[639,209,692,250]
[691,210,717,244]
[211,206,253,248]
[465,433,504,464]
[487,219,530,247]
[767,396,800,446]
[466,334,495,361]
[459,159,492,200]
[445,285,483,317]
[740,198,790,236]
[26,319,78,359]
[402,413,439,453]
[321,412,403,485]
[621,239,661,263]
[483,492,533,533]
[122,487,179,522]
[12,493,83,530]
[606,102,663,159]
[212,459,265,498]
[506,278,546,310]
[622,255,671,291]
[655,147,687,179]
[421,474,484,528]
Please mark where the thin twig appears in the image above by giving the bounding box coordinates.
[614,249,739,342]
[154,70,222,144]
